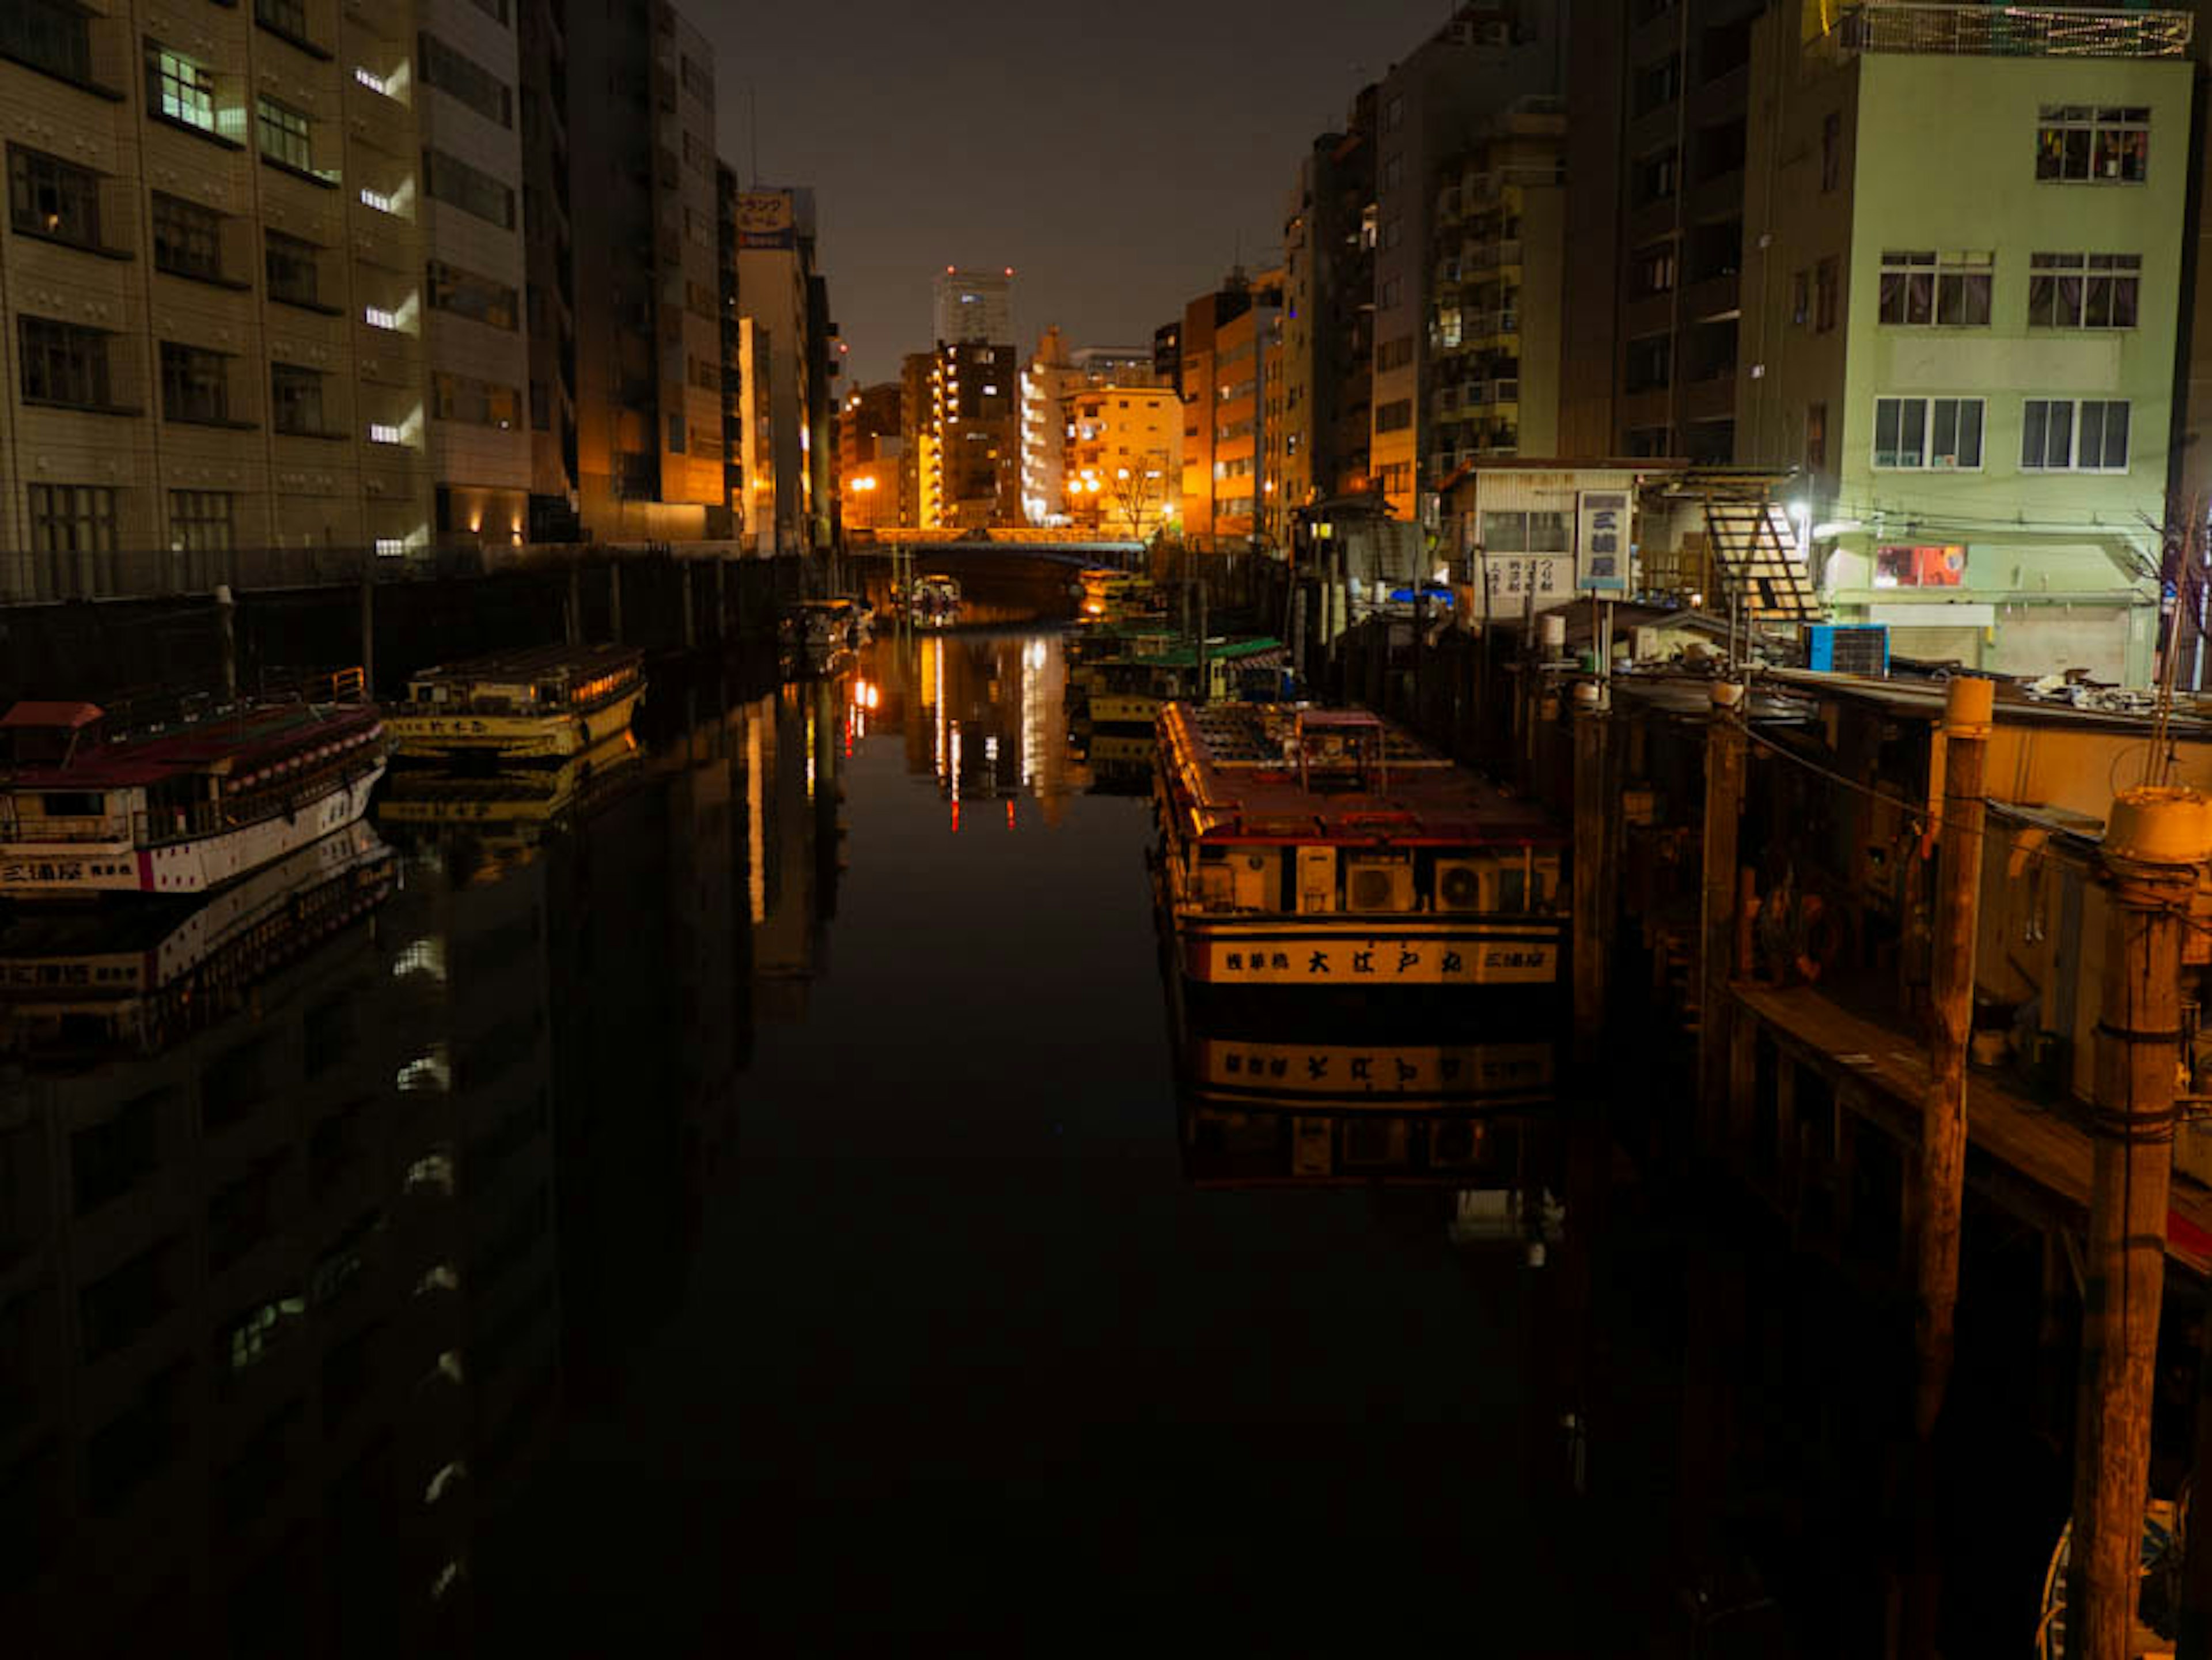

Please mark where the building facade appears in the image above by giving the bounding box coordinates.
[1426,103,1568,478]
[733,186,827,554]
[1560,0,1762,462]
[1281,87,1379,514]
[1738,0,2191,682]
[563,2,726,543]
[837,381,903,531]
[933,266,1012,347]
[1178,271,1282,549]
[418,0,532,552]
[1366,1,1566,522]
[0,0,441,600]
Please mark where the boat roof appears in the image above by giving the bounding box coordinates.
[1161,702,1559,846]
[1,701,103,730]
[1100,637,1284,669]
[2,701,382,789]
[407,643,641,684]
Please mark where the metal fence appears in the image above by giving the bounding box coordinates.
[1817,2,2191,59]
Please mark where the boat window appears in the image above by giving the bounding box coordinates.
[40,791,103,816]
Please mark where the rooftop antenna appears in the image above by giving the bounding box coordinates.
[748,82,760,186]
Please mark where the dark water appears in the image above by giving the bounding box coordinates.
[0,624,2066,1657]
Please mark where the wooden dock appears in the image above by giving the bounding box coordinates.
[1731,982,2212,1279]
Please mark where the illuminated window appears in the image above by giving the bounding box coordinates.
[146,44,217,134]
[1873,544,1965,588]
[2036,105,2148,183]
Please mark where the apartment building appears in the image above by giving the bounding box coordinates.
[1281,85,1378,514]
[563,0,724,542]
[1738,0,2191,682]
[918,339,1020,530]
[1560,0,1763,461]
[1066,382,1180,537]
[1367,1,1566,521]
[417,0,532,551]
[1426,103,1567,477]
[0,0,436,600]
[1179,270,1282,549]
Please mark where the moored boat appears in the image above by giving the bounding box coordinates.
[0,819,395,1057]
[0,675,387,898]
[1154,702,1567,995]
[1075,566,1163,623]
[911,573,961,627]
[388,644,643,761]
[1086,636,1289,727]
[377,731,642,846]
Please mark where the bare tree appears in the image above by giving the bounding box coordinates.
[1107,450,1171,542]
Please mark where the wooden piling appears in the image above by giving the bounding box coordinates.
[2069,789,2204,1659]
[358,576,375,695]
[1571,697,1611,1042]
[608,559,624,643]
[1698,693,1748,1138]
[1914,675,1992,1442]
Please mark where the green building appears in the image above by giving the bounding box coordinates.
[1738,0,2194,683]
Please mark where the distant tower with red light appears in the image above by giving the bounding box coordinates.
[933,266,1013,347]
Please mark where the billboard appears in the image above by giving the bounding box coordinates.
[737,190,794,249]
[1576,490,1630,594]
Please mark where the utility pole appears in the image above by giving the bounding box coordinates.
[2069,787,2208,1659]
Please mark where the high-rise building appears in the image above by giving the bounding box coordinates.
[1426,104,1567,479]
[934,267,1013,347]
[419,0,532,552]
[1738,0,2190,683]
[1281,87,1380,514]
[733,186,829,553]
[1368,2,1566,521]
[563,1,725,542]
[1559,0,1761,462]
[0,0,438,599]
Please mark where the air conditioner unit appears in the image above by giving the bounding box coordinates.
[1346,859,1414,912]
[1434,857,1488,913]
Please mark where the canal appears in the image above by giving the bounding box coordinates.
[2,618,2067,1655]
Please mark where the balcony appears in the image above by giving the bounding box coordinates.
[1810,2,2191,60]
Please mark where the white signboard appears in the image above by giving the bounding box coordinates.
[1467,553,1575,620]
[1577,490,1630,594]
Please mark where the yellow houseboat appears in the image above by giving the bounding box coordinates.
[1077,566,1164,623]
[389,644,644,761]
[1155,702,1567,994]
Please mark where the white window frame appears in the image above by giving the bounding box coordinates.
[2020,398,2130,473]
[1871,395,1985,471]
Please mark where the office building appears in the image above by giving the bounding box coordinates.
[1179,270,1283,549]
[733,185,830,553]
[838,381,903,531]
[934,266,1012,347]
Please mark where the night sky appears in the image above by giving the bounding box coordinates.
[698,0,1455,385]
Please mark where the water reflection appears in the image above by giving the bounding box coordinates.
[0,665,843,1658]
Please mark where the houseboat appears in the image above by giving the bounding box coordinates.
[0,680,388,898]
[1154,702,1567,995]
[388,644,643,762]
[1077,566,1162,623]
[378,731,642,848]
[0,820,394,1057]
[1085,636,1289,727]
